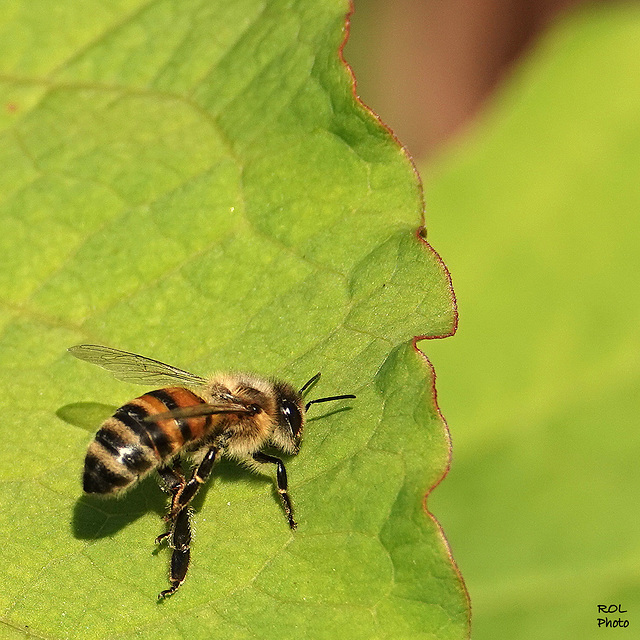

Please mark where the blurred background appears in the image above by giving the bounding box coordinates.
[345,0,586,159]
[345,1,640,639]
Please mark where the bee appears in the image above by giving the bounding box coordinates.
[69,345,355,599]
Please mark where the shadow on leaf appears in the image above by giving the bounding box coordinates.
[306,405,354,422]
[71,458,277,542]
[57,402,116,432]
[72,475,166,540]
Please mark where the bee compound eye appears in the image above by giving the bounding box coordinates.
[281,399,302,437]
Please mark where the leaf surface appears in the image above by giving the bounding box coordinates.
[0,1,465,639]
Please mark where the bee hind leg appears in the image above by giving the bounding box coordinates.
[156,461,187,544]
[157,446,221,597]
[158,507,192,599]
[169,445,221,518]
[157,460,186,515]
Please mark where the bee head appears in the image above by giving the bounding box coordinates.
[270,381,305,454]
[269,374,356,455]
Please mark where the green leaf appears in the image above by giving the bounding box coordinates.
[0,2,465,639]
[424,4,640,640]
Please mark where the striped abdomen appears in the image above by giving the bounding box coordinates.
[83,387,211,495]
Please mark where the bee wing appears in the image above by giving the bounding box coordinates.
[143,403,254,423]
[68,344,208,387]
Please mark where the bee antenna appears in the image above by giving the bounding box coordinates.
[299,372,321,396]
[305,394,356,412]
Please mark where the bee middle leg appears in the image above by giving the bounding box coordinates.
[252,451,297,530]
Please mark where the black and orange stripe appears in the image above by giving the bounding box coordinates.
[83,387,211,495]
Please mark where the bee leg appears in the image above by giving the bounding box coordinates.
[158,459,186,494]
[156,461,186,542]
[158,446,221,597]
[252,451,297,530]
[168,445,221,517]
[158,506,192,599]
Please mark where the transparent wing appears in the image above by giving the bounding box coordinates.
[143,403,254,423]
[68,345,207,387]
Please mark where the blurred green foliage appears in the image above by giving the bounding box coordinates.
[421,4,640,639]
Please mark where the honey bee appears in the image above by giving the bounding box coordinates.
[69,345,355,599]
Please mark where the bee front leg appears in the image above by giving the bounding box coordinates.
[252,451,297,530]
[158,506,192,599]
